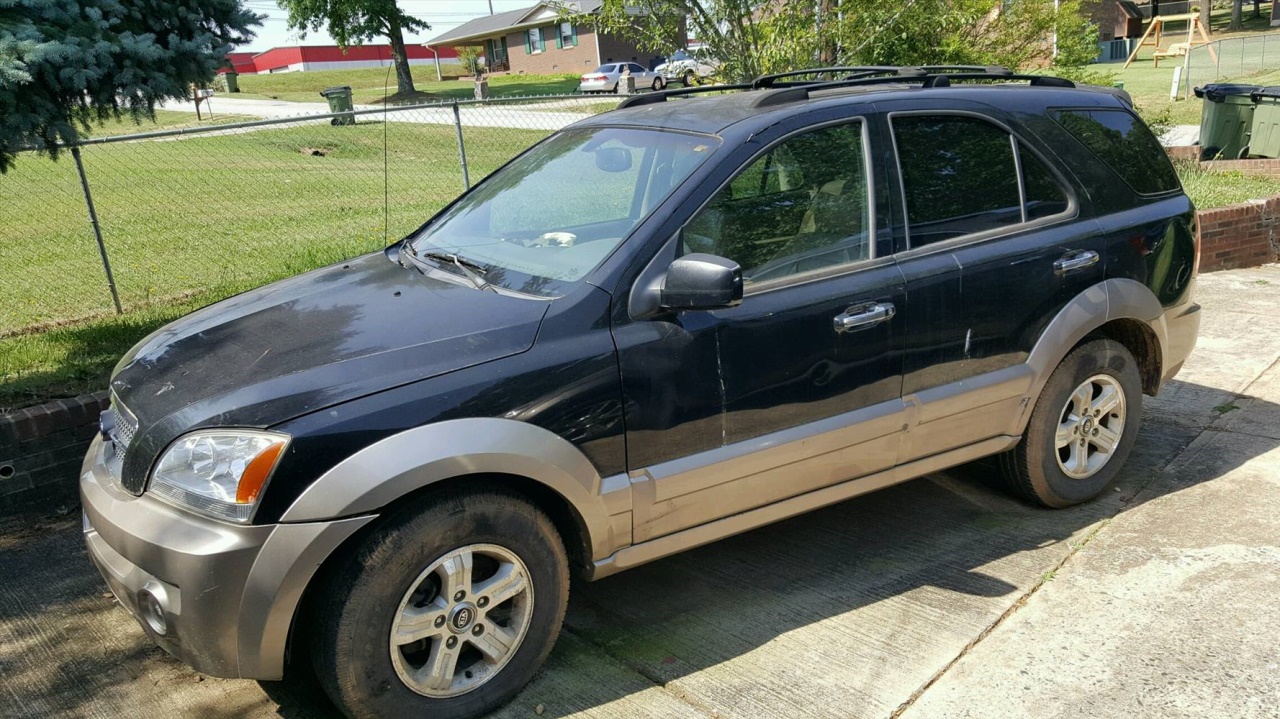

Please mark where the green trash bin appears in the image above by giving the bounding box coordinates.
[1194,83,1261,161]
[320,85,355,126]
[224,70,239,93]
[1247,87,1280,159]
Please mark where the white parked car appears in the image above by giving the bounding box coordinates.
[656,49,718,85]
[578,62,665,93]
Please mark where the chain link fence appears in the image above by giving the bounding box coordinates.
[0,94,618,337]
[1182,32,1280,98]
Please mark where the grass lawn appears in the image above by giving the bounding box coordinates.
[1178,160,1280,207]
[1,118,552,408]
[1109,4,1280,127]
[74,110,257,139]
[234,68,581,104]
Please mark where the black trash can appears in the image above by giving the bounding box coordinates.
[1194,83,1262,160]
[320,85,356,126]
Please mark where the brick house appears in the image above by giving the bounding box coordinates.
[425,0,682,75]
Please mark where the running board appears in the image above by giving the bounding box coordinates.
[587,435,1020,580]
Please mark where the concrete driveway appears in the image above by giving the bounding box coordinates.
[2,266,1278,719]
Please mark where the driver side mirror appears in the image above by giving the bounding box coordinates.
[660,253,743,310]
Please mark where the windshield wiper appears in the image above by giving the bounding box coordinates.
[419,251,497,293]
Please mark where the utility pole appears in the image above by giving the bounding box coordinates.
[489,0,494,14]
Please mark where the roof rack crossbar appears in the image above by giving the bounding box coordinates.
[612,66,1076,110]
[752,66,902,88]
[616,82,753,109]
[749,71,1076,108]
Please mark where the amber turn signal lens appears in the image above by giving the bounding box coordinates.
[236,441,287,504]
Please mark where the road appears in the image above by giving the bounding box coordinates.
[1,265,1277,718]
[159,95,606,131]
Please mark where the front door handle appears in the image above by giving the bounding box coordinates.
[834,302,896,333]
[1054,250,1100,275]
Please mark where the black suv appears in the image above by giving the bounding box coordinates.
[82,66,1200,719]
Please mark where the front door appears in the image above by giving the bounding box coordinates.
[613,117,908,543]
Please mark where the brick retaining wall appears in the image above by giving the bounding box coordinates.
[1197,196,1280,272]
[0,392,108,517]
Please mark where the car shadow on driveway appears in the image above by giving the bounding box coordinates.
[0,378,1274,719]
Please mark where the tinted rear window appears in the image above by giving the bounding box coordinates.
[1052,109,1180,195]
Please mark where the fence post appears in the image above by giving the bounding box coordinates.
[71,145,123,315]
[452,101,470,191]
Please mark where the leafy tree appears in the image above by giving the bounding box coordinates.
[585,0,1098,82]
[0,0,260,172]
[280,0,428,96]
[457,45,483,76]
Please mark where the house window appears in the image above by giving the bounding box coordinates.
[560,22,576,48]
[526,27,542,54]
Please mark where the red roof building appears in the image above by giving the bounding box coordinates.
[223,45,459,74]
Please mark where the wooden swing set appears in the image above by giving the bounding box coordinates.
[1122,12,1218,69]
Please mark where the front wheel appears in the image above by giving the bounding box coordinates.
[682,70,696,86]
[1000,339,1142,508]
[652,76,666,91]
[312,490,570,719]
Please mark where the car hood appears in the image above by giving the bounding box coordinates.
[110,249,549,485]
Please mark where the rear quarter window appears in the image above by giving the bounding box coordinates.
[1052,108,1180,195]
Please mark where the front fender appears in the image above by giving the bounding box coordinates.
[279,418,631,562]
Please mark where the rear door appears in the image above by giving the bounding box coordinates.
[882,105,1102,461]
[614,111,908,543]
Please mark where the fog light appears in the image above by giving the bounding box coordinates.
[139,583,169,636]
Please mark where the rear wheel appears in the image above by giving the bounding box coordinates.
[1000,339,1142,507]
[682,70,696,86]
[312,490,569,719]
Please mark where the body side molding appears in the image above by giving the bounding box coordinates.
[280,418,628,562]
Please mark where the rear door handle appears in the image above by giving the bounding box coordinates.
[834,302,895,333]
[1054,250,1100,275]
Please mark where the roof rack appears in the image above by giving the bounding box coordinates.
[616,65,1074,110]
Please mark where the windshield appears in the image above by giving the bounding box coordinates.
[408,127,719,297]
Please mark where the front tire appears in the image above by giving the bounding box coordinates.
[1000,339,1143,508]
[312,490,569,719]
[652,76,666,91]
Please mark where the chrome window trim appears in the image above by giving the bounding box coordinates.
[675,115,880,298]
[886,109,1080,257]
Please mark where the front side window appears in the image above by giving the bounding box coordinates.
[684,122,871,285]
[1053,108,1180,195]
[409,128,719,297]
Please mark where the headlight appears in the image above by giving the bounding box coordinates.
[149,430,289,523]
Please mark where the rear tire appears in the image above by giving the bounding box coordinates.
[683,70,696,86]
[1000,339,1142,508]
[312,490,569,719]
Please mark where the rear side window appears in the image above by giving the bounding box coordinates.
[894,115,1069,247]
[1052,108,1180,195]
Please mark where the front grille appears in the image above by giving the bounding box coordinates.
[106,395,138,452]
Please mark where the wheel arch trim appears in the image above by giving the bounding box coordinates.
[1017,278,1165,433]
[279,418,628,561]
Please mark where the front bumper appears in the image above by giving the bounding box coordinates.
[81,435,374,679]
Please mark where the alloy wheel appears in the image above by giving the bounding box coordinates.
[1055,373,1127,479]
[389,543,534,698]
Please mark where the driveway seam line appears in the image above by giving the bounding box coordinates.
[886,517,1112,718]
